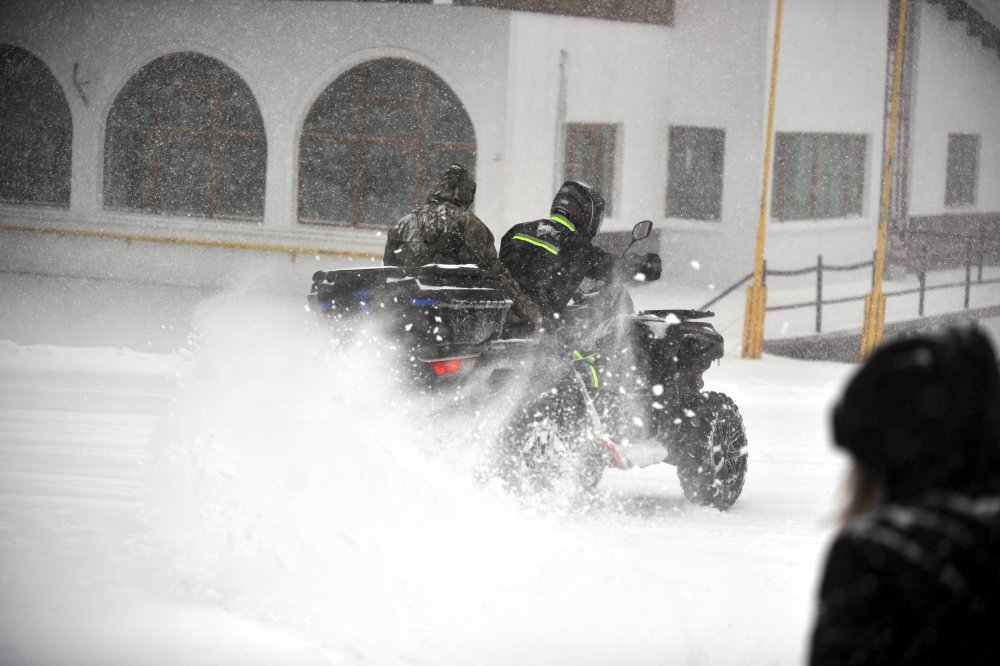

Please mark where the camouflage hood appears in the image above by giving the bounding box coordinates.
[426,163,476,209]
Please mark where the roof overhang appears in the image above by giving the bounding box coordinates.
[929,0,1000,58]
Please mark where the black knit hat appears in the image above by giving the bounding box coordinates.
[833,326,1000,500]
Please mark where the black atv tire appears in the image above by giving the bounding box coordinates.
[674,391,748,511]
[496,408,605,493]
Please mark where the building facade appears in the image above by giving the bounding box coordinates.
[1,0,998,291]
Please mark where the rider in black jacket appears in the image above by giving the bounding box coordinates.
[499,181,660,323]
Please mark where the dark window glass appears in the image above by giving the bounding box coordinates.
[0,45,72,207]
[945,133,978,208]
[564,123,617,216]
[772,132,866,221]
[667,126,725,221]
[104,52,266,219]
[299,58,476,227]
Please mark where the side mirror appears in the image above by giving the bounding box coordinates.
[622,220,653,256]
[632,220,653,242]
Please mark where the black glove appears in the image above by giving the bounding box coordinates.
[621,252,662,282]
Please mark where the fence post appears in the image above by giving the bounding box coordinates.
[918,246,926,317]
[816,254,823,333]
[964,241,972,309]
[978,225,985,283]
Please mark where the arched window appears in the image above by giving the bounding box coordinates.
[104,52,266,219]
[299,58,476,228]
[0,45,72,207]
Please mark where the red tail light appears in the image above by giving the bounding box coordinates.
[430,359,464,376]
[696,376,705,390]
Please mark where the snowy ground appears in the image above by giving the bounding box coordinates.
[0,267,998,665]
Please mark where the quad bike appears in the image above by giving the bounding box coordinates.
[307,221,748,510]
[494,221,749,510]
[307,263,537,395]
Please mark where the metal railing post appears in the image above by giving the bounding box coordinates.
[964,241,972,309]
[815,254,823,333]
[978,226,985,283]
[918,246,927,316]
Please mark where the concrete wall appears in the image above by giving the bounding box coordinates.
[910,0,1000,216]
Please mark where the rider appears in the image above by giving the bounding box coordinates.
[384,163,542,330]
[499,180,661,323]
[500,181,661,391]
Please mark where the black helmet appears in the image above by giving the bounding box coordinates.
[427,163,476,209]
[550,180,605,237]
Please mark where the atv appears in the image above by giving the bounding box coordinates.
[307,221,748,510]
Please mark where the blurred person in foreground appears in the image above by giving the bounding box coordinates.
[383,163,541,331]
[810,326,1000,665]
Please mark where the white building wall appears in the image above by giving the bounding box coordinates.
[2,0,998,294]
[910,0,1000,215]
[765,0,890,272]
[660,0,770,286]
[0,0,512,268]
[501,11,673,229]
[503,1,772,287]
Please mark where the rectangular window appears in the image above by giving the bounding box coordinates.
[666,126,725,221]
[772,132,866,221]
[945,133,979,208]
[564,123,617,216]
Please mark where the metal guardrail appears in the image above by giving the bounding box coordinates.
[703,246,999,335]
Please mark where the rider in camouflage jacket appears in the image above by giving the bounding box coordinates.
[384,164,541,330]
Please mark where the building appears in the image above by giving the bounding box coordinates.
[1,0,998,292]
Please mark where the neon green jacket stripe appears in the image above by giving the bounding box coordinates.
[512,234,559,255]
[572,350,600,387]
[549,215,576,232]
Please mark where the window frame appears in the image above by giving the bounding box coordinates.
[102,52,268,220]
[0,44,73,208]
[945,133,979,208]
[297,57,477,229]
[771,131,867,222]
[666,125,726,222]
[563,122,619,217]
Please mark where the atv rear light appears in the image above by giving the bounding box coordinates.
[430,359,464,376]
[696,377,705,390]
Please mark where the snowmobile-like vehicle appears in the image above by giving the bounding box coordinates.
[307,221,748,510]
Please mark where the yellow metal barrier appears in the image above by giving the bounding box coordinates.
[861,0,909,360]
[0,224,382,262]
[742,0,784,359]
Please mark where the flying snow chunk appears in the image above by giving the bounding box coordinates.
[690,260,701,270]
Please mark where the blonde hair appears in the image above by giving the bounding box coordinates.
[839,461,879,528]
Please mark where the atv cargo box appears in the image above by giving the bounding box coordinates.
[308,264,513,345]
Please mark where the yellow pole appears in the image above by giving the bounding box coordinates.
[861,0,908,359]
[742,0,784,359]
